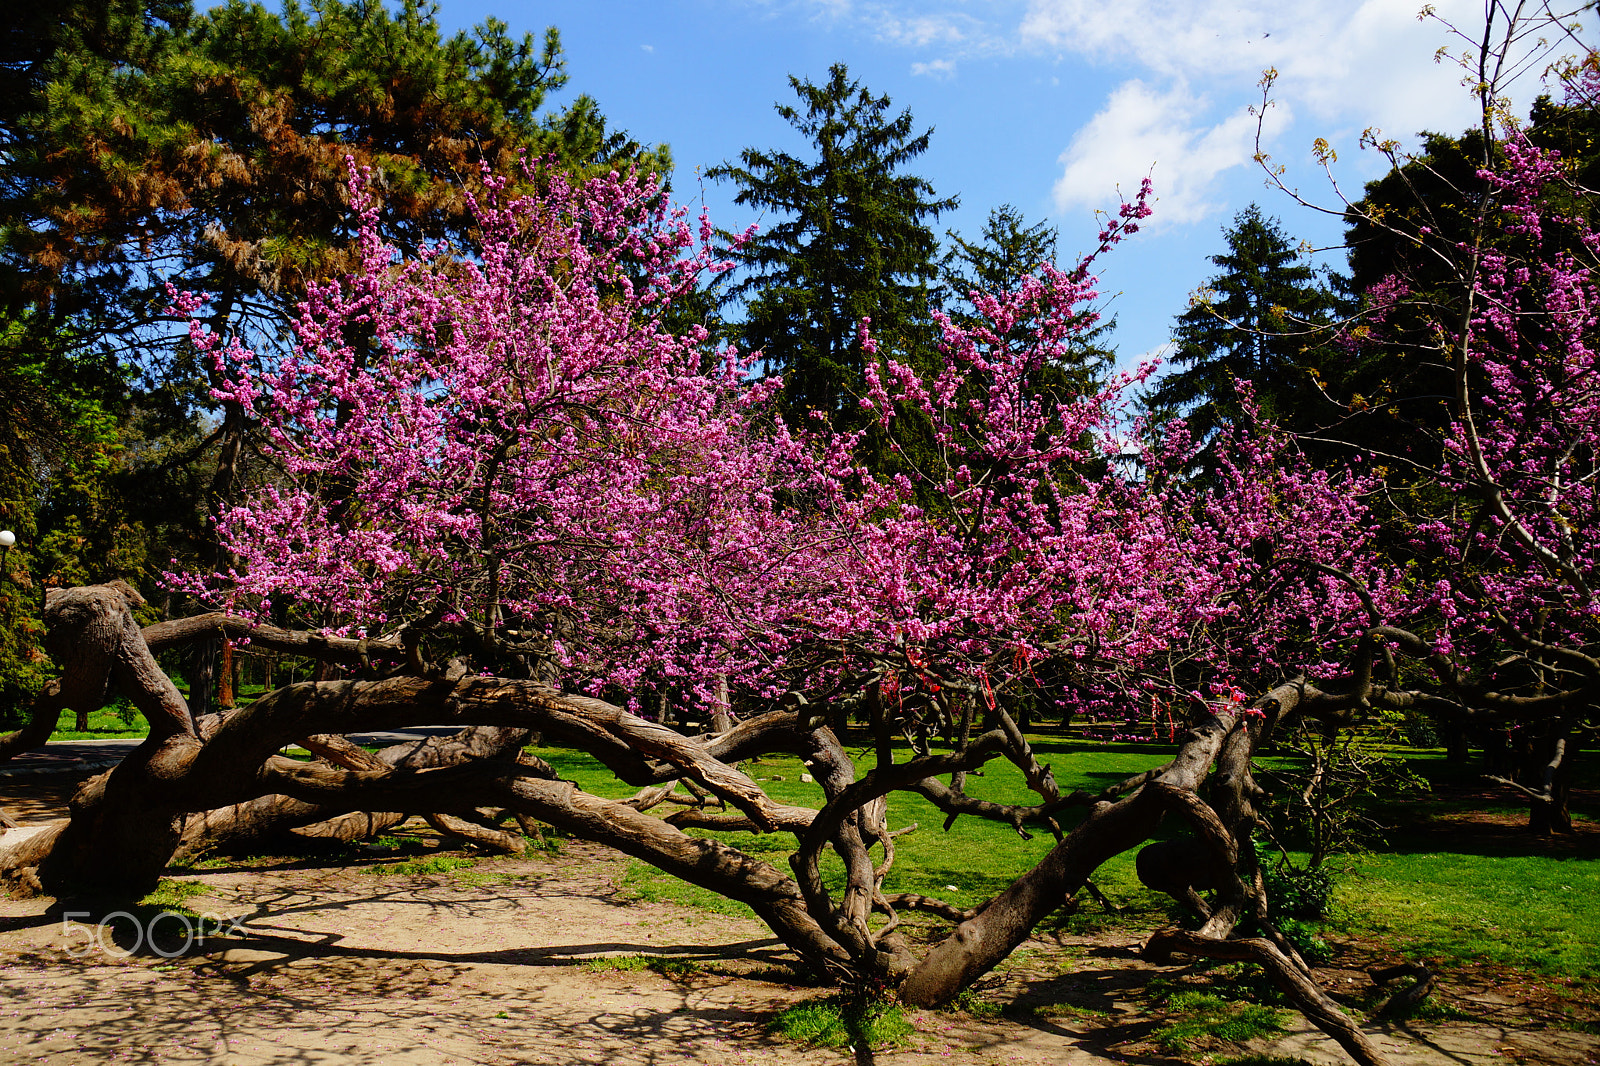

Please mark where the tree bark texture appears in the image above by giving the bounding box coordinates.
[0,585,1400,1064]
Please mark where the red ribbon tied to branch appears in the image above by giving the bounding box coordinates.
[904,647,940,694]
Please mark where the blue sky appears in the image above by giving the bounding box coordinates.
[430,0,1579,370]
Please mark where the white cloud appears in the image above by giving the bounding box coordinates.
[911,57,958,79]
[741,0,1582,228]
[774,0,1013,57]
[640,43,655,53]
[1053,80,1288,224]
[876,13,972,47]
[1024,0,1514,226]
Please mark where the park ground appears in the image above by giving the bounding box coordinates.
[1,767,1598,1066]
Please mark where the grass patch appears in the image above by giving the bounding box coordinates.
[948,988,1006,1018]
[539,737,1171,924]
[1007,1001,1113,1021]
[138,878,209,911]
[1155,991,1287,1053]
[47,703,149,740]
[769,994,915,1050]
[1196,963,1291,1006]
[616,860,761,918]
[1337,849,1600,977]
[368,854,476,877]
[582,954,704,978]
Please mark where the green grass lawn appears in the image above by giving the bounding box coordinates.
[536,737,1177,921]
[26,688,1598,987]
[1328,745,1600,978]
[537,732,1600,985]
[1337,848,1600,976]
[45,703,151,740]
[42,682,284,740]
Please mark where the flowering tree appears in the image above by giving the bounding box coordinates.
[0,153,1414,1064]
[0,9,1589,1064]
[1257,2,1599,834]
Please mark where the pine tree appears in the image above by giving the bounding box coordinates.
[941,204,1112,393]
[1148,205,1346,442]
[0,0,666,713]
[709,63,956,429]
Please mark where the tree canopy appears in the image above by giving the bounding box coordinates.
[0,0,668,714]
[710,63,956,428]
[1146,205,1347,443]
[0,8,1594,1066]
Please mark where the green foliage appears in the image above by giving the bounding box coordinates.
[1254,839,1336,920]
[1260,714,1429,866]
[6,0,661,327]
[0,2,665,706]
[0,309,177,725]
[947,988,1005,1018]
[1337,91,1600,465]
[1145,204,1347,445]
[710,63,955,439]
[137,877,209,912]
[1154,991,1287,1053]
[112,697,141,728]
[769,994,915,1050]
[581,954,703,979]
[941,203,1111,392]
[1276,917,1333,965]
[1398,712,1440,748]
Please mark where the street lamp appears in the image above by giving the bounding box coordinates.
[0,531,13,628]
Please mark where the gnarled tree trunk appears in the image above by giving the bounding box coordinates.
[0,584,1399,1065]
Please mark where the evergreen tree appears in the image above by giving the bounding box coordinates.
[709,63,956,428]
[0,0,664,714]
[1147,205,1346,442]
[941,204,1113,393]
[3,0,665,365]
[1339,92,1600,465]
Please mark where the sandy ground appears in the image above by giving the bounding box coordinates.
[0,780,1596,1066]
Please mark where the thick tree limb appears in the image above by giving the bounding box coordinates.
[0,682,64,766]
[141,614,405,665]
[1142,929,1390,1066]
[899,683,1305,1009]
[425,812,525,854]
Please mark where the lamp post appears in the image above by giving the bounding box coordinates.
[0,530,14,630]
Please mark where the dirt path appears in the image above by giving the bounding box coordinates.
[1,779,1596,1066]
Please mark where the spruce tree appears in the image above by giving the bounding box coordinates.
[710,63,956,429]
[941,204,1112,393]
[1148,205,1346,442]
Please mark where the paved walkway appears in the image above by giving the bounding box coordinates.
[0,727,464,777]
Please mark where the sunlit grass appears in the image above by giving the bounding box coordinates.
[538,736,1174,923]
[1336,849,1600,976]
[770,994,914,1049]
